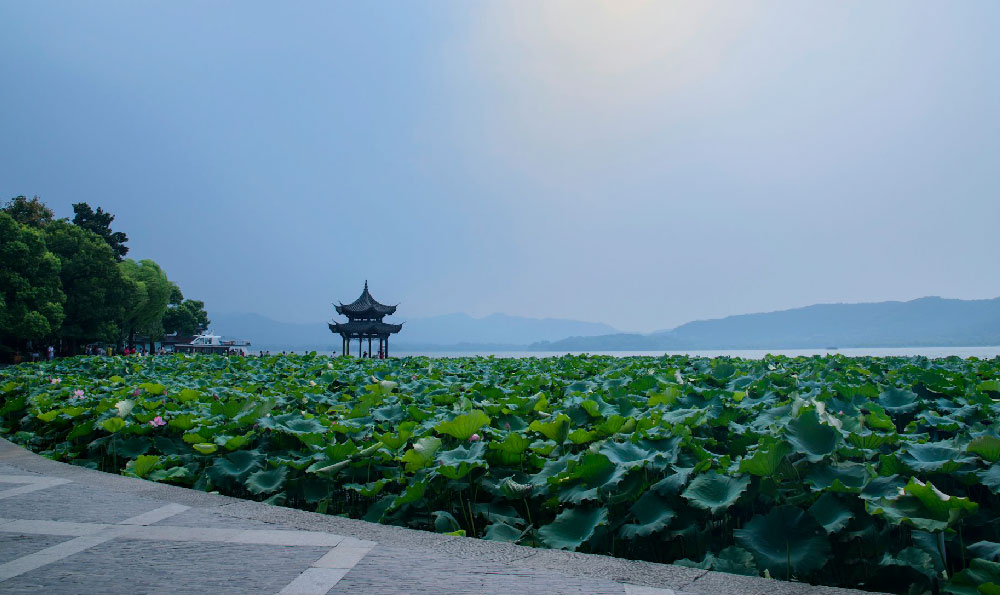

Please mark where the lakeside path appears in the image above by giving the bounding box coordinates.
[0,438,882,595]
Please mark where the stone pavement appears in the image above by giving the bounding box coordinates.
[0,438,882,595]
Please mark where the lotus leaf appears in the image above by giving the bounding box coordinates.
[537,507,608,551]
[734,505,831,578]
[681,471,750,514]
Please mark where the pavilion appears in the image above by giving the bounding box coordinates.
[329,281,402,357]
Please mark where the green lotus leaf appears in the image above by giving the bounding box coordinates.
[879,547,937,579]
[650,466,694,494]
[557,483,600,504]
[902,441,977,473]
[712,546,758,576]
[860,475,906,501]
[847,430,897,450]
[140,383,166,395]
[168,413,197,431]
[433,510,462,533]
[36,410,59,422]
[879,387,919,415]
[969,541,1000,562]
[619,490,675,539]
[436,441,487,479]
[483,521,525,543]
[599,439,678,470]
[400,436,443,472]
[435,409,490,440]
[734,505,831,578]
[681,471,750,514]
[245,467,288,495]
[981,465,1000,494]
[128,455,160,479]
[100,417,125,433]
[867,478,978,531]
[528,413,571,443]
[739,437,790,477]
[260,413,326,435]
[208,449,263,482]
[948,559,1000,594]
[804,461,870,493]
[969,434,1000,463]
[488,433,532,465]
[192,442,217,454]
[177,388,200,402]
[537,507,608,551]
[808,492,853,533]
[785,408,841,462]
[148,465,192,484]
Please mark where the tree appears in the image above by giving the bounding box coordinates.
[2,195,55,228]
[118,259,175,349]
[72,203,129,260]
[163,294,210,337]
[42,220,131,347]
[0,213,65,345]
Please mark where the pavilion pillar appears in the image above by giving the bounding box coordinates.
[358,337,362,358]
[368,337,372,358]
[385,335,389,358]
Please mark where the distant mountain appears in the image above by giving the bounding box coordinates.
[529,297,1000,351]
[208,311,618,352]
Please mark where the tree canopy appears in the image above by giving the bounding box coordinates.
[0,212,65,341]
[1,196,209,357]
[2,195,55,228]
[72,202,129,260]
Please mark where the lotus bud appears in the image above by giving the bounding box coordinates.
[469,433,481,442]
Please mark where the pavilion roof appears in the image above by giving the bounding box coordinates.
[335,281,397,318]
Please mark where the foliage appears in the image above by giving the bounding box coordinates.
[71,202,129,261]
[2,195,55,228]
[118,259,177,344]
[3,352,1000,594]
[42,220,130,343]
[163,294,210,337]
[0,212,65,341]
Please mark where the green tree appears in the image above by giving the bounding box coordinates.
[0,212,65,344]
[42,220,131,348]
[118,259,176,349]
[163,293,210,337]
[2,195,55,228]
[72,202,129,261]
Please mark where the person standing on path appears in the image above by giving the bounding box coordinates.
[47,345,54,361]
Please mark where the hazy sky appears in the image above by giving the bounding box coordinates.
[2,2,998,332]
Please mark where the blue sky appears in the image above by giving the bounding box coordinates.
[2,1,997,331]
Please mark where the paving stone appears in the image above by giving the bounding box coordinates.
[0,483,165,523]
[0,534,73,565]
[1,540,331,595]
[152,507,277,530]
[328,545,627,595]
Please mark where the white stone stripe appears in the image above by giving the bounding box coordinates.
[312,537,376,569]
[119,503,190,525]
[0,526,132,581]
[0,518,348,547]
[0,475,48,483]
[278,567,351,595]
[1,519,113,536]
[624,585,680,595]
[0,477,71,500]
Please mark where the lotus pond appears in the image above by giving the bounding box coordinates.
[2,353,1000,593]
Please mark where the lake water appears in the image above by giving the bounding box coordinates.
[253,346,1000,360]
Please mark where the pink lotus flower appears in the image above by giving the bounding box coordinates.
[73,389,84,399]
[149,416,166,427]
[50,378,61,385]
[504,422,511,431]
[469,433,481,442]
[133,389,141,396]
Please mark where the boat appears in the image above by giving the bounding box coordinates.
[173,331,252,355]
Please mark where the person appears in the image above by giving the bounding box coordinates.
[47,345,54,361]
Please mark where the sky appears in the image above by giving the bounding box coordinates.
[1,1,998,332]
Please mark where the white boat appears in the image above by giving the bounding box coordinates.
[173,331,252,355]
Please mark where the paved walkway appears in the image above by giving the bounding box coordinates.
[0,438,880,595]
